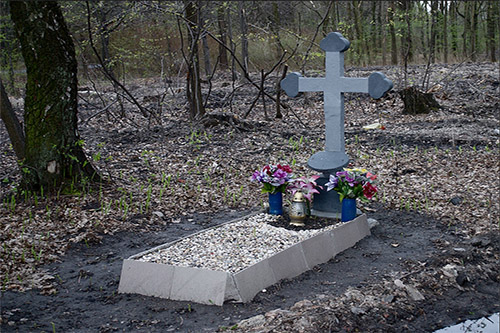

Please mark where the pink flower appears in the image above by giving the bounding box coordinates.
[288,175,322,202]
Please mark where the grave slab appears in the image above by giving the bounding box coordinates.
[118,213,370,306]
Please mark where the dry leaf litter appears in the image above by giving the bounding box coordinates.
[0,62,498,331]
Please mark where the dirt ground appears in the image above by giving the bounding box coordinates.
[1,62,499,332]
[1,206,498,332]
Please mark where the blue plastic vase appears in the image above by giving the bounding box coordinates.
[268,192,283,215]
[341,198,357,222]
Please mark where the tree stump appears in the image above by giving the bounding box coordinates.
[399,86,440,115]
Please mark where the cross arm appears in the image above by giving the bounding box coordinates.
[339,73,393,98]
[340,78,369,93]
[281,72,326,97]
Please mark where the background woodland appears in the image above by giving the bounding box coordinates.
[1,1,499,96]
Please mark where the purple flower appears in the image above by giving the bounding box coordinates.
[325,174,338,191]
[344,172,355,183]
[273,169,288,180]
[336,171,347,178]
[251,170,262,182]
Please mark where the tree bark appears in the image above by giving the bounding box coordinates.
[380,1,386,65]
[216,3,228,69]
[441,0,448,63]
[184,0,205,120]
[400,0,412,65]
[401,0,412,87]
[429,0,438,63]
[462,2,470,59]
[271,2,282,60]
[352,1,366,66]
[199,5,211,77]
[470,1,480,62]
[486,1,498,62]
[9,1,99,191]
[388,1,398,65]
[0,79,25,160]
[239,2,249,74]
[450,1,458,59]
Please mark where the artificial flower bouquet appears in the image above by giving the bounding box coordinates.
[325,168,378,202]
[288,175,322,202]
[251,164,294,194]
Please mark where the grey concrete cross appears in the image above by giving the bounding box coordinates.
[281,32,392,217]
[281,32,393,172]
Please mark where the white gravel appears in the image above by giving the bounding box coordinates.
[138,213,342,273]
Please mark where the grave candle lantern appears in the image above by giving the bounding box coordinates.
[289,191,307,226]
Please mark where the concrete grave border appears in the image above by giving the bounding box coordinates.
[118,213,370,306]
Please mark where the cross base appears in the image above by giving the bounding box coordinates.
[310,171,343,217]
[311,175,362,218]
[307,154,358,219]
[307,151,349,173]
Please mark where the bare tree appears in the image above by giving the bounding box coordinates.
[388,1,398,65]
[183,0,205,119]
[239,2,249,74]
[486,1,498,62]
[216,2,228,69]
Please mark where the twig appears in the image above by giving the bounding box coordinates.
[300,1,333,74]
[85,1,155,122]
[83,100,118,124]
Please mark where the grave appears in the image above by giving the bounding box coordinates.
[118,32,380,306]
[118,212,370,305]
[281,32,393,217]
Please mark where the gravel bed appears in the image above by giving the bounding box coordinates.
[138,213,342,273]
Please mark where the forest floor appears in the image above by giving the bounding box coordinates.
[0,62,499,332]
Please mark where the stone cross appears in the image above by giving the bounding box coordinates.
[281,32,392,172]
[281,32,393,217]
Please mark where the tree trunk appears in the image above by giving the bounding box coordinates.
[0,79,24,160]
[400,0,412,65]
[331,2,337,32]
[486,1,498,62]
[199,6,211,77]
[470,1,480,62]
[184,1,205,120]
[388,1,398,65]
[201,33,211,77]
[429,0,438,63]
[441,0,448,63]
[239,2,249,74]
[380,1,386,65]
[371,2,378,58]
[95,5,114,76]
[462,2,470,59]
[9,1,99,191]
[226,6,237,81]
[401,0,412,87]
[216,3,228,69]
[271,2,281,60]
[450,1,458,59]
[352,1,366,66]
